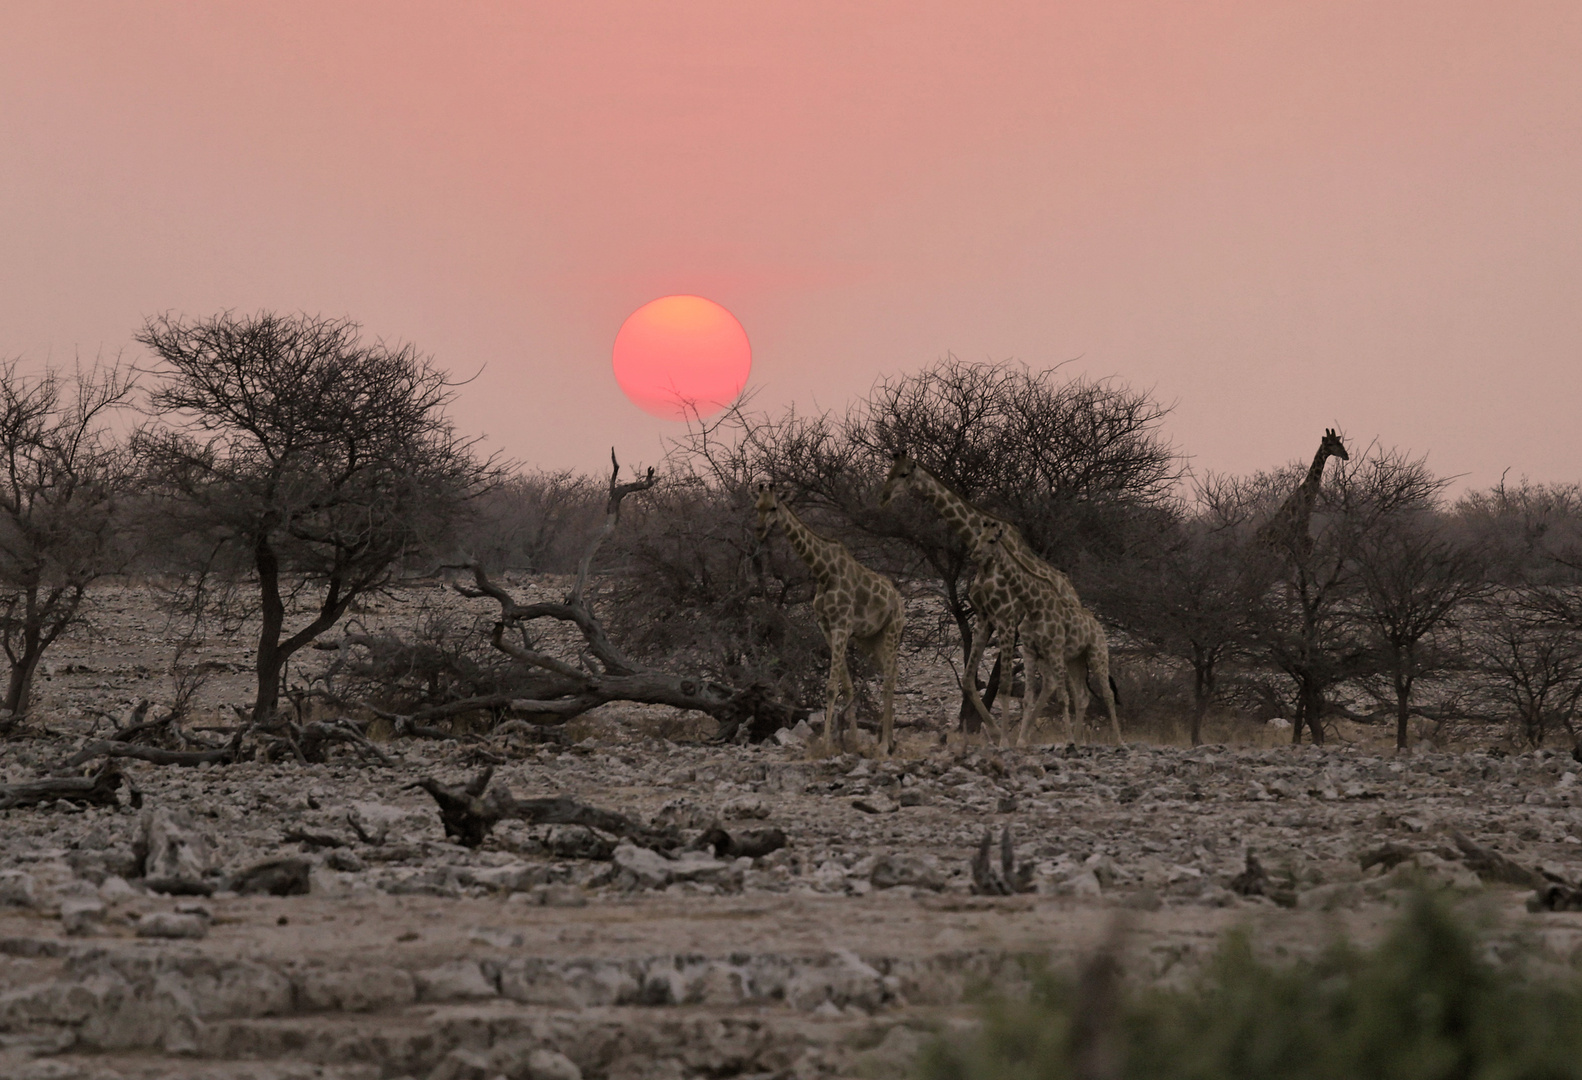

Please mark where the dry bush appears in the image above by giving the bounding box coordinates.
[464,470,606,573]
[326,600,530,721]
[1103,661,1196,745]
[599,478,835,716]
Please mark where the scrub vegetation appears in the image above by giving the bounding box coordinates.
[920,892,1582,1080]
[3,318,1580,754]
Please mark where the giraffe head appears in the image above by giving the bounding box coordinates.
[753,482,783,543]
[1320,428,1349,461]
[970,522,1008,564]
[879,452,919,508]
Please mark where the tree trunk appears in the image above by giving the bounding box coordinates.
[1394,668,1412,751]
[957,646,1004,734]
[3,589,44,716]
[1190,653,1213,748]
[249,531,351,724]
[1297,681,1326,745]
[5,644,41,717]
[252,531,287,722]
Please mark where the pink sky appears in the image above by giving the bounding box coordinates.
[3,2,1579,488]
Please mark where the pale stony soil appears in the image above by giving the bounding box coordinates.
[1,584,1581,1079]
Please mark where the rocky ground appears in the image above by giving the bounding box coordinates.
[1,584,1581,1079]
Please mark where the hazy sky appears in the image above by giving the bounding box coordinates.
[3,2,1579,488]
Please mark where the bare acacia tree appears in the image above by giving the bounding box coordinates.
[1472,587,1582,747]
[1353,509,1486,750]
[0,360,136,720]
[135,311,492,726]
[1248,445,1446,744]
[1457,479,1582,587]
[1455,480,1582,747]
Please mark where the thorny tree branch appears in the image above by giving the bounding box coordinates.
[570,448,657,607]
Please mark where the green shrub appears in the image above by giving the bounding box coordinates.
[921,892,1582,1080]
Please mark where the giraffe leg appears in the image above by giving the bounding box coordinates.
[824,628,852,753]
[1066,655,1091,742]
[1022,654,1061,748]
[877,612,904,756]
[961,620,1004,745]
[1088,644,1122,744]
[1014,640,1039,747]
[1051,660,1074,747]
[1063,655,1080,746]
[838,655,857,749]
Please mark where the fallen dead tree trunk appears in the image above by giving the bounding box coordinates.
[75,697,234,761]
[0,761,141,810]
[454,604,805,736]
[294,719,393,766]
[411,766,681,850]
[416,451,806,740]
[63,741,234,769]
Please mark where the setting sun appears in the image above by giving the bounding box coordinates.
[611,295,751,420]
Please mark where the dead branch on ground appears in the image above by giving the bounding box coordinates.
[0,760,141,809]
[64,740,233,768]
[410,766,681,850]
[1450,831,1545,888]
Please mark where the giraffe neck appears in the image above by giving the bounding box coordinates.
[995,540,1045,604]
[1296,444,1334,510]
[913,465,1073,591]
[911,468,989,546]
[775,503,843,583]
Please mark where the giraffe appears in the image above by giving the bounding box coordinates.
[879,452,1081,743]
[1256,428,1349,561]
[1060,604,1123,744]
[753,482,906,754]
[972,523,1123,745]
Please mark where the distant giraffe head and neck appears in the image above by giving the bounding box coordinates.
[881,452,1075,594]
[881,453,985,544]
[1305,427,1349,486]
[1260,428,1349,557]
[755,483,839,582]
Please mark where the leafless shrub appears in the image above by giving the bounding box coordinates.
[465,470,605,573]
[0,358,138,721]
[1473,587,1582,748]
[601,477,834,714]
[329,603,526,720]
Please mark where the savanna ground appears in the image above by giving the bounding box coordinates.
[1,581,1580,1080]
